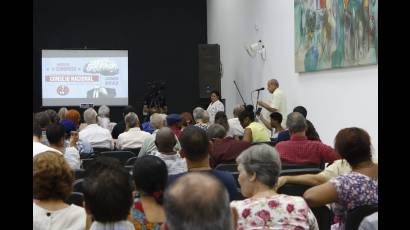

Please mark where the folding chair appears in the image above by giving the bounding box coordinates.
[345,204,378,230]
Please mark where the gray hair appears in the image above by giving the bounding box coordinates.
[193,107,205,121]
[233,104,245,118]
[164,173,233,230]
[236,144,281,188]
[58,107,68,121]
[207,124,227,139]
[150,113,165,129]
[268,79,279,87]
[84,108,98,124]
[286,112,307,133]
[125,112,139,129]
[98,105,110,118]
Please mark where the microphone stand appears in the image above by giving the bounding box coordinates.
[233,81,246,107]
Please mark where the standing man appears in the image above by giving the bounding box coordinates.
[257,79,287,127]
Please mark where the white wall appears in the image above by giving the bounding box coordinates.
[207,0,378,156]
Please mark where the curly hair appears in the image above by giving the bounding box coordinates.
[33,151,74,201]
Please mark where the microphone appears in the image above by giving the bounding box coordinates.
[253,87,265,91]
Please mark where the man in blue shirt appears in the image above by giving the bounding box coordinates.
[167,126,240,201]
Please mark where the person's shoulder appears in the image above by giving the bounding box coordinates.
[212,170,235,181]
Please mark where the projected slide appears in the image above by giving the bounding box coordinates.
[41,50,128,106]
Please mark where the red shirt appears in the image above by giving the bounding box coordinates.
[275,135,340,165]
[210,137,251,168]
[170,127,182,139]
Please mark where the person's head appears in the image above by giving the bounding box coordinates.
[238,105,255,128]
[236,144,281,197]
[57,107,68,121]
[66,109,81,128]
[60,120,76,138]
[83,108,98,125]
[98,105,110,118]
[269,112,283,128]
[83,162,134,223]
[122,105,135,118]
[166,114,182,128]
[286,112,307,135]
[210,90,221,103]
[84,156,123,177]
[150,113,166,130]
[46,123,66,147]
[133,155,168,204]
[124,112,139,129]
[293,106,307,118]
[214,111,229,131]
[45,109,59,124]
[33,120,42,139]
[267,79,279,94]
[193,107,206,122]
[180,112,194,127]
[179,126,210,162]
[155,127,177,153]
[163,173,233,230]
[233,104,245,118]
[207,124,227,140]
[334,127,372,167]
[203,111,210,124]
[33,151,74,201]
[34,112,51,130]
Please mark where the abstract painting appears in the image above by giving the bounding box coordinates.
[295,0,378,72]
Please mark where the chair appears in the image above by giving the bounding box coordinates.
[251,141,275,147]
[81,158,94,170]
[74,169,86,180]
[73,179,84,193]
[99,151,136,165]
[214,163,238,172]
[280,168,322,176]
[126,157,138,166]
[123,148,141,157]
[92,147,112,154]
[344,204,378,230]
[282,163,322,170]
[66,192,84,207]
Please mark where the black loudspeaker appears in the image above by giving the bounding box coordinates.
[198,44,221,99]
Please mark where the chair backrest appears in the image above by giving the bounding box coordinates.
[74,169,86,180]
[282,163,322,170]
[99,151,136,165]
[345,204,378,230]
[123,148,141,157]
[66,192,84,207]
[280,168,322,176]
[251,141,275,147]
[81,158,94,170]
[73,179,84,193]
[92,147,112,154]
[126,157,138,166]
[214,163,238,172]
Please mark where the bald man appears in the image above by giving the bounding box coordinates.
[151,127,187,175]
[257,79,287,127]
[163,173,235,230]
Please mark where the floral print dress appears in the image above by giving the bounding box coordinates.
[230,194,318,230]
[329,171,378,230]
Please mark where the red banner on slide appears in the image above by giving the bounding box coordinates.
[45,75,99,82]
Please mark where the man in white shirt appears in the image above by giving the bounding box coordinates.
[79,108,113,149]
[151,127,187,175]
[257,79,288,127]
[33,121,60,157]
[227,104,245,138]
[117,112,151,150]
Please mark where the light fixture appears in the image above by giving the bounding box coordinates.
[245,40,266,61]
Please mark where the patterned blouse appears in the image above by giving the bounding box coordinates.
[231,194,318,230]
[329,172,378,229]
[129,196,161,230]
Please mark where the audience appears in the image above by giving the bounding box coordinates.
[238,105,270,143]
[163,173,234,230]
[33,151,86,230]
[83,158,135,230]
[33,120,59,156]
[111,105,136,139]
[97,105,116,132]
[167,126,239,201]
[227,104,245,139]
[117,112,151,150]
[79,108,113,150]
[207,124,250,168]
[45,109,60,124]
[275,112,339,165]
[34,111,51,146]
[46,123,81,169]
[303,127,378,230]
[277,106,320,142]
[62,109,94,156]
[214,111,230,134]
[151,127,187,175]
[258,111,285,138]
[231,144,319,229]
[180,111,194,130]
[193,107,209,131]
[130,155,167,229]
[57,107,68,122]
[166,114,183,138]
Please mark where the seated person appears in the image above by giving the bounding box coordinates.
[163,173,234,230]
[303,127,378,230]
[228,104,245,139]
[83,158,135,230]
[97,105,116,132]
[117,112,151,149]
[33,120,60,157]
[239,105,270,143]
[130,155,167,229]
[207,124,250,168]
[151,127,187,175]
[214,111,230,134]
[63,109,93,155]
[167,126,239,201]
[33,151,86,230]
[258,111,285,138]
[34,111,51,146]
[277,106,320,142]
[111,105,136,139]
[193,107,209,131]
[79,108,113,149]
[275,112,339,165]
[231,144,318,229]
[180,112,194,130]
[359,212,378,230]
[166,114,183,139]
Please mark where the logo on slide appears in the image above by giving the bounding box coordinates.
[57,85,69,96]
